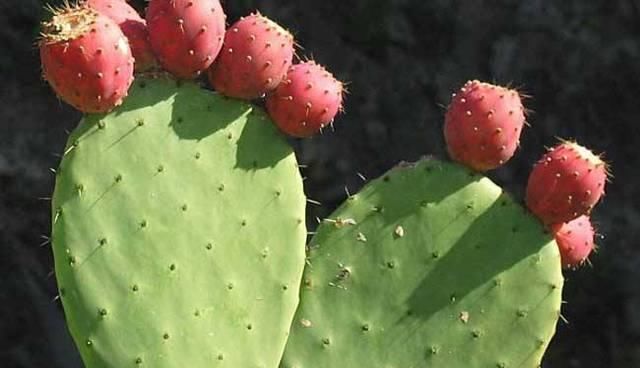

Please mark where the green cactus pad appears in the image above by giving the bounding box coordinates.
[281,159,563,368]
[51,77,306,368]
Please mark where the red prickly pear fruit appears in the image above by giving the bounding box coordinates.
[551,215,596,269]
[526,141,609,224]
[266,61,344,138]
[39,4,135,113]
[146,0,226,79]
[208,12,295,99]
[444,80,526,172]
[86,0,157,72]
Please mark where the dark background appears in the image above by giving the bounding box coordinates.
[1,0,639,367]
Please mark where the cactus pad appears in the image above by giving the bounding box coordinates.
[51,77,306,367]
[281,159,563,368]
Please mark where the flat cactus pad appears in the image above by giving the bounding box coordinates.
[281,159,563,368]
[51,77,307,368]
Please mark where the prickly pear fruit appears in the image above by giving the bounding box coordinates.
[444,80,526,171]
[266,61,344,137]
[209,13,295,99]
[526,141,608,224]
[39,4,134,113]
[551,215,595,269]
[146,0,226,79]
[86,0,157,72]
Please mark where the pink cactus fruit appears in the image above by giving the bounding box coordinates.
[526,141,608,224]
[39,4,135,113]
[146,0,226,79]
[444,80,526,172]
[209,12,295,99]
[86,0,157,72]
[551,215,596,269]
[266,61,344,138]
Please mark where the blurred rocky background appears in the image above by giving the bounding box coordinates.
[1,0,639,367]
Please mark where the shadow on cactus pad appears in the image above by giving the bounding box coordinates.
[281,159,563,368]
[50,76,307,368]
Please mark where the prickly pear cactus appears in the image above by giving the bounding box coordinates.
[281,159,563,368]
[51,77,306,367]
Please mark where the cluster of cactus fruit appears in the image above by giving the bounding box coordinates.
[445,80,608,269]
[40,0,343,135]
[40,1,609,367]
